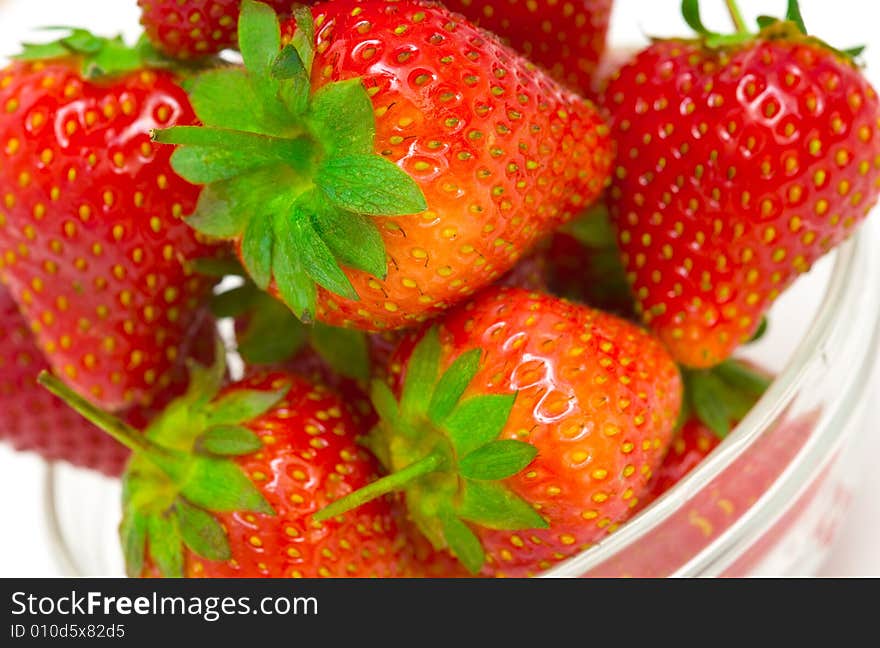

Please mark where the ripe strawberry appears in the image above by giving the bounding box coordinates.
[40,356,427,578]
[0,32,222,410]
[157,0,612,331]
[604,0,880,367]
[441,0,613,95]
[316,286,682,576]
[138,0,299,59]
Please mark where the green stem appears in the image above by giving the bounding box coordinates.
[39,372,152,454]
[38,371,188,480]
[313,452,445,522]
[724,0,748,33]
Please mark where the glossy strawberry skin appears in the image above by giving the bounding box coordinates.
[442,0,613,95]
[163,372,419,578]
[276,0,612,331]
[0,60,219,410]
[390,287,682,576]
[138,0,298,59]
[605,38,880,367]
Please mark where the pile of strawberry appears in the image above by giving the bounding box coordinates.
[1,0,877,577]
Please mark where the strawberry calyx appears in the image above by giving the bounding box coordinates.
[12,27,201,79]
[681,358,772,439]
[314,327,547,574]
[680,0,864,64]
[211,263,371,379]
[38,347,289,578]
[153,1,428,323]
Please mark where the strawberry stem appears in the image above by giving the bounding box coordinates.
[313,452,446,522]
[38,371,152,454]
[37,371,188,481]
[724,0,748,34]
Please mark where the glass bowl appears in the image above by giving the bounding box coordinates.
[44,216,880,577]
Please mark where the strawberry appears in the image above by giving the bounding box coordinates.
[604,0,880,368]
[316,286,682,576]
[441,0,613,95]
[0,32,222,410]
[138,0,299,59]
[39,353,428,578]
[156,0,612,331]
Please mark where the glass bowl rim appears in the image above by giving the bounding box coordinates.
[543,221,880,577]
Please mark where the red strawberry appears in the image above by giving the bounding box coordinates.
[0,285,218,475]
[138,0,299,59]
[316,286,682,576]
[588,408,819,577]
[156,0,612,331]
[40,357,430,578]
[442,0,613,95]
[645,418,721,501]
[604,0,880,368]
[0,33,222,410]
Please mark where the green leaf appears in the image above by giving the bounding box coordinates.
[195,425,264,456]
[688,371,731,438]
[206,384,290,426]
[316,155,427,216]
[186,181,252,238]
[119,508,147,578]
[187,68,262,132]
[400,327,441,418]
[291,4,315,74]
[844,45,866,58]
[312,208,388,279]
[440,511,485,574]
[307,79,375,156]
[370,380,401,428]
[565,206,616,248]
[272,218,316,321]
[239,0,282,82]
[786,0,808,33]
[714,360,772,397]
[311,323,370,382]
[457,479,548,531]
[271,43,306,80]
[427,349,481,425]
[176,498,231,562]
[681,0,716,37]
[237,293,308,365]
[458,440,538,481]
[146,511,184,578]
[241,211,275,290]
[444,394,516,457]
[210,284,258,319]
[170,145,274,184]
[193,256,246,279]
[14,41,70,60]
[290,202,359,300]
[756,15,776,29]
[186,168,301,242]
[181,456,275,514]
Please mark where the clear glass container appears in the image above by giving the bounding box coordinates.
[44,217,880,577]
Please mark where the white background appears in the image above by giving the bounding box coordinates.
[0,0,878,577]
